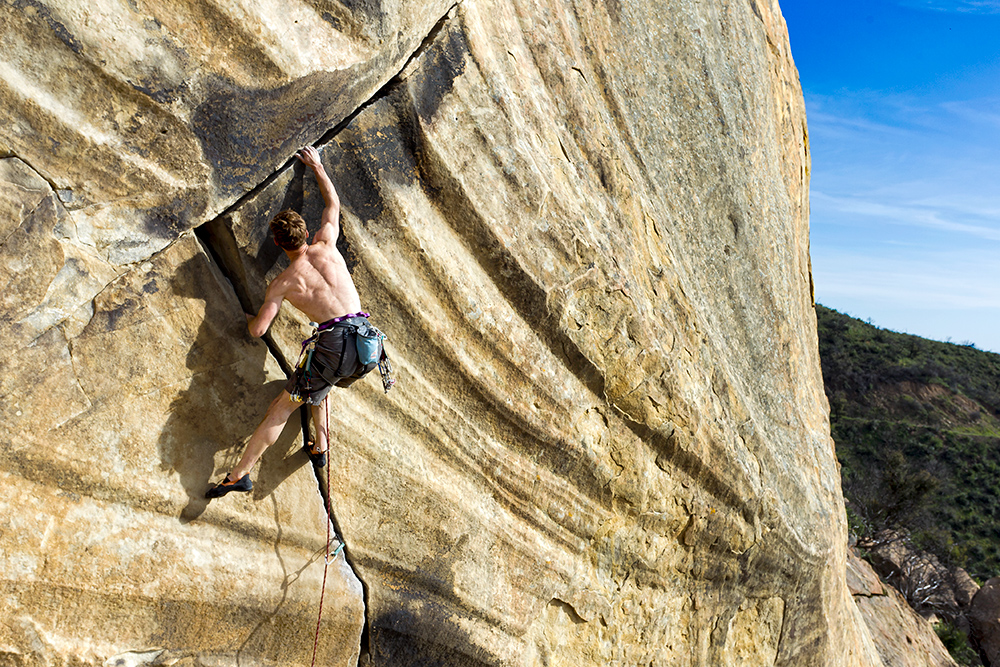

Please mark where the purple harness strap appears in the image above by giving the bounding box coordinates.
[317,311,370,332]
[299,312,371,354]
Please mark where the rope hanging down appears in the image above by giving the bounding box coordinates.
[311,396,345,667]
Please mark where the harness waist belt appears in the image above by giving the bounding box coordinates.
[317,311,370,331]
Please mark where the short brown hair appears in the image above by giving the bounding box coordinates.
[270,210,308,250]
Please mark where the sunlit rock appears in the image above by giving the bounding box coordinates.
[0,0,923,665]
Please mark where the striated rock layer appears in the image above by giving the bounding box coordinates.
[1,0,891,665]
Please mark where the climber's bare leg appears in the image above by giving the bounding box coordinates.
[229,389,303,479]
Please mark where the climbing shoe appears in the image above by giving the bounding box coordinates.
[205,473,252,499]
[304,441,327,468]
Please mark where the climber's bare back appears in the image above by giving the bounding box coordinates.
[245,145,361,339]
[269,240,362,324]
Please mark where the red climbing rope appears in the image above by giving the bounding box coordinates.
[310,395,337,667]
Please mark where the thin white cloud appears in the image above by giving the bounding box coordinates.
[800,7,1000,349]
[807,109,916,137]
[940,99,1000,128]
[812,250,1000,351]
[908,194,1000,221]
[812,191,1000,241]
[897,0,1000,13]
[808,92,1000,140]
[813,250,1000,309]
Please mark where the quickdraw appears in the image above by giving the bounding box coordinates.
[377,333,395,394]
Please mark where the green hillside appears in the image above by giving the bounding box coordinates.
[816,305,1000,579]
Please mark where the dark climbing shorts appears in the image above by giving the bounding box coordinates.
[285,315,369,405]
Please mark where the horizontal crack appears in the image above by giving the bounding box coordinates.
[199,4,460,240]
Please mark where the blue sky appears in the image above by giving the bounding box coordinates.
[781,0,1000,352]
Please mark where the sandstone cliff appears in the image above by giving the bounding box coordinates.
[0,0,894,665]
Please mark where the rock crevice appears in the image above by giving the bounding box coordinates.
[193,177,375,667]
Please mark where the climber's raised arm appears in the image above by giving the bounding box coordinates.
[295,145,341,244]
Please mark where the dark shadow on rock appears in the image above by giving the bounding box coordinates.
[250,406,311,503]
[367,592,500,667]
[364,534,496,667]
[369,614,493,667]
[155,251,307,522]
[190,70,354,201]
[194,161,305,318]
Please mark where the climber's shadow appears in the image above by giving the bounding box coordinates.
[157,252,308,523]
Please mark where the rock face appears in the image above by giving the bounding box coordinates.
[848,550,959,667]
[970,578,1000,666]
[954,568,981,610]
[0,166,366,664]
[0,0,898,665]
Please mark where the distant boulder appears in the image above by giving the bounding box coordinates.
[955,568,981,609]
[970,577,1000,666]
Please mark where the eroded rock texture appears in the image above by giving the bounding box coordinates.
[847,550,958,667]
[0,0,894,665]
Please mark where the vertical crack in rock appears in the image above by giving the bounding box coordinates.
[191,225,292,375]
[163,8,481,662]
[0,0,865,661]
[310,459,373,666]
[1,156,69,256]
[62,330,93,411]
[185,8,463,660]
[192,222,373,662]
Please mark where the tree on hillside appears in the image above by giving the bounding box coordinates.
[846,450,938,550]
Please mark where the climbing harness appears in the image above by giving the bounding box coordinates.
[311,396,344,667]
[291,314,396,403]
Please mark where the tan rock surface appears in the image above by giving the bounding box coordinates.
[0,170,364,664]
[848,548,885,597]
[953,567,980,609]
[848,551,958,667]
[0,0,911,665]
[0,0,454,262]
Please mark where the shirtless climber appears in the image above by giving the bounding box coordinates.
[206,145,384,498]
